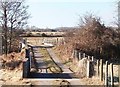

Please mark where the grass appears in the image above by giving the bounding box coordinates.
[39,48,62,73]
[52,46,66,63]
[52,46,77,72]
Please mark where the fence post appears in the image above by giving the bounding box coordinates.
[97,60,99,77]
[31,46,34,58]
[57,38,58,45]
[110,63,114,86]
[92,56,94,61]
[83,53,85,58]
[105,61,108,86]
[25,48,30,58]
[74,50,77,59]
[75,50,77,59]
[72,49,75,63]
[29,47,32,69]
[46,68,48,73]
[71,50,74,58]
[87,60,90,78]
[78,52,81,60]
[100,59,103,81]
[88,56,90,60]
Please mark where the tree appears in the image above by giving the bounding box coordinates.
[0,0,29,55]
[113,1,120,30]
[65,14,120,60]
[118,1,120,28]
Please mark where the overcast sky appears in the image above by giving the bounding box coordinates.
[26,0,118,28]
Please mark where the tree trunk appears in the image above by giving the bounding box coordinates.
[4,6,8,56]
[9,23,13,53]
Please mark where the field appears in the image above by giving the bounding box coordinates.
[24,37,64,46]
[27,31,65,36]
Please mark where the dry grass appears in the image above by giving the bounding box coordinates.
[1,52,24,70]
[26,37,64,46]
[53,46,78,74]
[0,52,29,85]
[26,31,65,36]
[39,48,62,73]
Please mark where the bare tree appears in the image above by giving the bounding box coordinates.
[0,0,29,55]
[0,1,8,55]
[118,1,120,28]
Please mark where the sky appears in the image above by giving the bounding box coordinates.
[26,0,118,29]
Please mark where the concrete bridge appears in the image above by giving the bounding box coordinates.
[22,42,78,79]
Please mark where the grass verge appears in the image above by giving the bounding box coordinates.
[52,46,77,72]
[39,48,62,73]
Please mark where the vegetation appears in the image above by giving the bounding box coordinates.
[0,0,29,55]
[40,48,62,73]
[1,52,24,70]
[61,14,120,61]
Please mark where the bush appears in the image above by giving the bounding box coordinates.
[65,14,120,60]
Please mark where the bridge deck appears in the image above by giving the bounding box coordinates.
[28,46,79,78]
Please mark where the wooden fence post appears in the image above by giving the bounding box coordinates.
[72,49,75,59]
[78,52,81,60]
[72,49,74,58]
[97,60,99,77]
[100,59,103,81]
[87,60,90,78]
[83,53,85,58]
[75,50,77,58]
[72,49,75,63]
[74,50,77,59]
[105,61,108,86]
[31,46,34,58]
[88,56,90,60]
[76,50,79,61]
[110,63,114,86]
[57,38,58,45]
[74,49,75,58]
[92,56,94,61]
